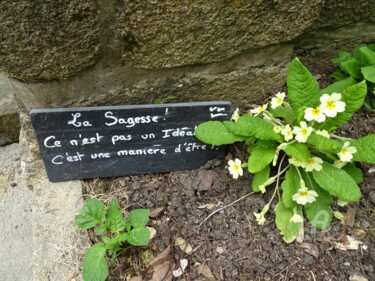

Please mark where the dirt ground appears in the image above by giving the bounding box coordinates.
[82,55,375,281]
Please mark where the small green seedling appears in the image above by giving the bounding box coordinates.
[75,198,151,281]
[331,43,375,111]
[195,57,375,243]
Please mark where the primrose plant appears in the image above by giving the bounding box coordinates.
[195,58,375,243]
[75,198,151,281]
[331,43,375,111]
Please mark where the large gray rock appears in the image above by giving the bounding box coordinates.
[11,44,293,110]
[0,75,20,145]
[116,0,323,68]
[0,1,100,81]
[0,143,33,281]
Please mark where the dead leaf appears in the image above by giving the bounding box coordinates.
[349,273,369,281]
[175,237,193,254]
[129,277,142,281]
[172,259,188,278]
[148,227,157,240]
[353,228,366,239]
[147,246,174,281]
[200,264,216,281]
[345,207,356,227]
[150,207,164,218]
[334,235,363,251]
[225,152,233,161]
[299,243,319,258]
[198,203,216,210]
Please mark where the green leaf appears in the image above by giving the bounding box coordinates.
[82,244,109,281]
[281,166,300,208]
[126,227,151,246]
[301,171,333,230]
[317,81,367,131]
[287,58,320,111]
[331,71,349,81]
[95,224,107,236]
[102,236,121,255]
[283,142,311,161]
[75,199,106,230]
[128,209,150,228]
[361,66,375,83]
[106,198,126,234]
[275,201,303,243]
[225,115,283,141]
[307,134,342,153]
[341,58,362,79]
[270,106,295,124]
[320,77,357,95]
[342,163,363,184]
[351,134,375,163]
[252,165,270,192]
[248,146,275,173]
[195,121,246,145]
[312,161,361,202]
[359,46,375,65]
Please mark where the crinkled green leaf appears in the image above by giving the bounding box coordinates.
[95,224,107,236]
[281,166,300,209]
[283,142,311,161]
[252,165,270,193]
[312,161,361,202]
[342,163,364,184]
[275,201,303,243]
[307,134,342,153]
[317,81,367,131]
[287,58,320,111]
[127,209,150,228]
[225,115,283,141]
[248,146,275,173]
[359,46,375,65]
[82,243,109,281]
[195,121,246,145]
[75,199,106,230]
[341,58,362,79]
[320,77,357,95]
[106,198,126,234]
[361,66,375,83]
[301,171,333,230]
[126,227,151,246]
[351,134,375,163]
[270,106,295,124]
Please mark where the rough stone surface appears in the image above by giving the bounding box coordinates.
[319,0,375,27]
[0,1,101,81]
[0,143,33,281]
[32,179,88,281]
[0,75,20,145]
[11,44,293,110]
[116,0,322,68]
[294,22,375,55]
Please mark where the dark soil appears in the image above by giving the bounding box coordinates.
[83,56,375,281]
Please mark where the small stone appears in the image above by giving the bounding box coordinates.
[216,246,224,254]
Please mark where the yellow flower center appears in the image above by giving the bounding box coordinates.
[326,101,336,110]
[312,108,321,115]
[341,148,348,155]
[276,98,282,104]
[301,128,308,136]
[306,159,315,165]
[234,165,239,172]
[300,191,308,197]
[258,106,264,113]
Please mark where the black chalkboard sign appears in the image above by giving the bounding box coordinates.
[30,102,231,182]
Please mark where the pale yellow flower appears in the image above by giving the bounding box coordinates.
[304,106,326,123]
[231,108,240,122]
[304,157,323,172]
[250,103,268,116]
[271,92,285,109]
[292,121,313,143]
[228,158,243,179]
[319,93,346,117]
[337,142,357,162]
[292,187,318,205]
[281,124,293,141]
